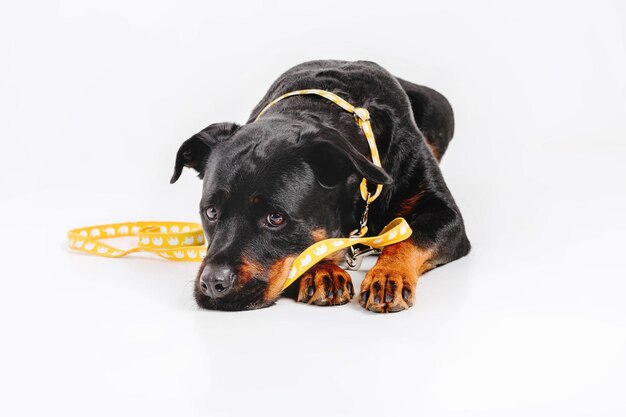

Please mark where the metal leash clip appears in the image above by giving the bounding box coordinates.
[345,193,381,270]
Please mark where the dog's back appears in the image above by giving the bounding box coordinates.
[250,60,455,162]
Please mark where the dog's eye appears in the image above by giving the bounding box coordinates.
[266,213,285,227]
[205,206,218,221]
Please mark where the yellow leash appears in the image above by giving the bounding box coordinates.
[67,89,413,291]
[67,221,206,261]
[67,218,411,290]
[280,218,411,290]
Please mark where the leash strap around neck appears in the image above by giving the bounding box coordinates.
[255,88,383,204]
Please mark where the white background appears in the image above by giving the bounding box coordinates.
[1,1,625,416]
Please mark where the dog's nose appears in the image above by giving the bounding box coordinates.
[200,265,235,298]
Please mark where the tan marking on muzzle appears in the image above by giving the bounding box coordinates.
[237,257,264,288]
[263,256,296,302]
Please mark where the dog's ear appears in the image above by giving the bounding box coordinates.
[300,126,393,188]
[170,122,240,184]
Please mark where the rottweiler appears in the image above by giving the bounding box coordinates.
[171,60,470,312]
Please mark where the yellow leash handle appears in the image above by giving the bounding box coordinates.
[67,221,206,261]
[281,218,412,290]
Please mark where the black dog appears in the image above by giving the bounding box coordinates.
[171,60,470,312]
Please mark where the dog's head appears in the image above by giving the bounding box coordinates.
[171,118,391,310]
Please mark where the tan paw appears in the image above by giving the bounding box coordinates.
[358,267,417,313]
[297,262,354,306]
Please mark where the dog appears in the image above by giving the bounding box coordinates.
[170,60,470,312]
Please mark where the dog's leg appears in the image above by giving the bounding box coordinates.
[359,192,470,313]
[359,241,433,313]
[290,261,355,306]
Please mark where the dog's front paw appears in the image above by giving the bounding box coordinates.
[358,267,417,313]
[297,262,354,306]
